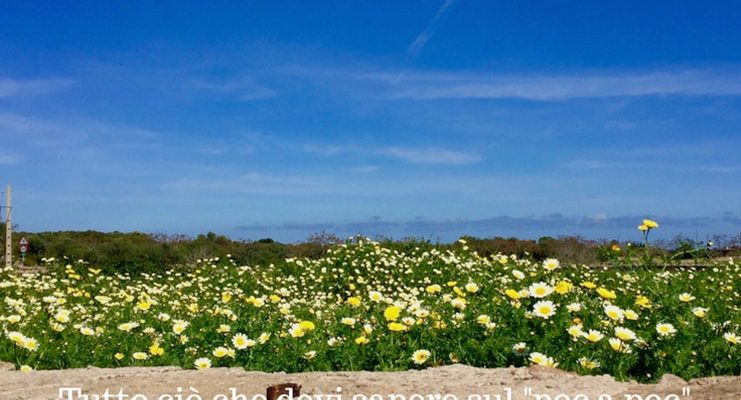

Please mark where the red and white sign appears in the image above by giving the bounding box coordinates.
[19,237,28,253]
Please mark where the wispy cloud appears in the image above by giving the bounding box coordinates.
[191,77,277,101]
[260,63,741,101]
[388,69,741,100]
[0,77,72,97]
[379,146,481,164]
[0,112,160,149]
[563,159,636,170]
[408,0,458,56]
[165,172,338,196]
[302,142,481,165]
[0,153,20,165]
[303,144,350,156]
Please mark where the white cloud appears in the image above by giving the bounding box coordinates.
[301,141,482,165]
[303,144,349,156]
[0,112,160,147]
[408,0,458,56]
[563,159,635,170]
[352,165,380,173]
[276,65,741,101]
[388,69,741,100]
[0,154,20,165]
[379,146,481,164]
[191,77,277,101]
[0,77,72,97]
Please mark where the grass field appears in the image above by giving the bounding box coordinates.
[1,238,739,381]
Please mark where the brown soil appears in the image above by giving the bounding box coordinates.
[1,364,738,400]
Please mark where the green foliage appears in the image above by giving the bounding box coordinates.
[0,240,738,380]
[3,228,740,273]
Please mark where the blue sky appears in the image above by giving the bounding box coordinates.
[1,1,740,243]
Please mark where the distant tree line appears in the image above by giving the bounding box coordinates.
[1,223,739,274]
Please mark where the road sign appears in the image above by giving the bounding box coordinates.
[19,237,28,253]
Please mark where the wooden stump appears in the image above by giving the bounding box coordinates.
[267,383,301,400]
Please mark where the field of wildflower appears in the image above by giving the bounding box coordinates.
[1,233,739,381]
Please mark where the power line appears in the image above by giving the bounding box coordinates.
[3,185,11,268]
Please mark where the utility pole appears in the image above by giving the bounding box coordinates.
[4,185,11,269]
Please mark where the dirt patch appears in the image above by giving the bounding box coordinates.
[0,364,738,400]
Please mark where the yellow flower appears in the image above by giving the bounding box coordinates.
[132,352,148,360]
[388,322,407,332]
[149,342,165,356]
[384,306,402,321]
[136,300,152,311]
[411,349,431,364]
[611,244,621,252]
[347,297,362,307]
[246,296,265,308]
[298,320,316,331]
[635,295,652,309]
[581,281,597,289]
[643,219,659,228]
[355,335,370,345]
[505,289,520,300]
[596,287,617,300]
[114,353,125,360]
[20,365,33,373]
[638,224,649,231]
[624,309,639,320]
[425,284,442,294]
[555,281,572,294]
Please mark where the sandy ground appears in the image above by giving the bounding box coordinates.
[0,364,738,400]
